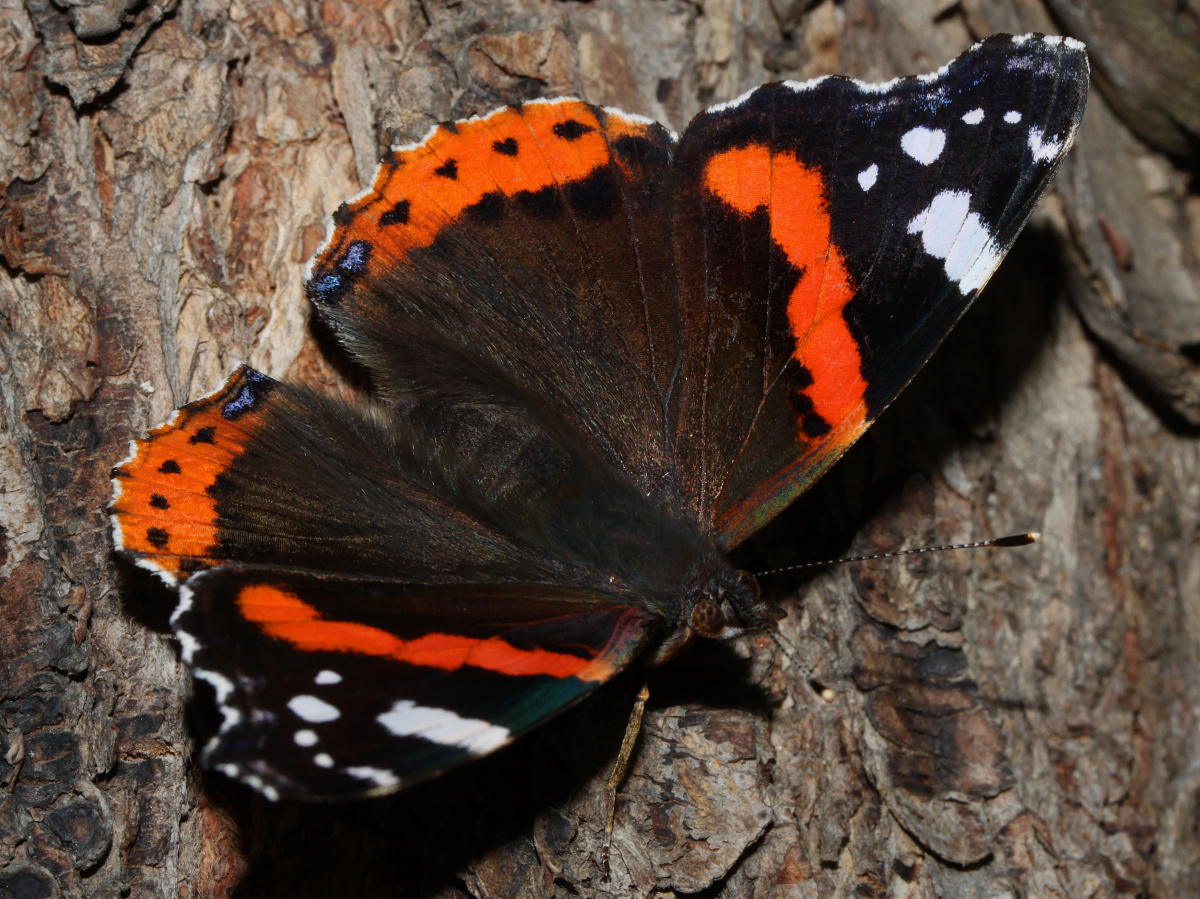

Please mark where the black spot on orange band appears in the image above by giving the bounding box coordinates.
[566,168,620,219]
[515,186,562,219]
[553,119,592,141]
[379,199,410,227]
[801,413,831,438]
[434,159,458,180]
[110,365,274,578]
[614,134,653,165]
[492,137,519,156]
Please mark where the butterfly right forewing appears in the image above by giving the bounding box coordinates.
[177,566,655,799]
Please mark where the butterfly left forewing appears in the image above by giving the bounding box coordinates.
[670,34,1088,548]
[177,566,655,799]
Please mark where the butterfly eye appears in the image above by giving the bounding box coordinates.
[690,599,727,637]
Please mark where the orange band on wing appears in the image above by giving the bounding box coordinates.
[704,145,868,434]
[237,583,594,680]
[110,369,270,579]
[310,101,667,288]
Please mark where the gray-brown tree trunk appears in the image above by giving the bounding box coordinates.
[2,0,1199,896]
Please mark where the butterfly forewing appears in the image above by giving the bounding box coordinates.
[671,34,1088,547]
[178,567,654,799]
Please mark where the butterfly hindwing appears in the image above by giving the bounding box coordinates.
[177,566,654,799]
[111,364,647,589]
[671,34,1088,546]
[307,100,686,504]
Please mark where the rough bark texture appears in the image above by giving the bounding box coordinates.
[1,0,1198,896]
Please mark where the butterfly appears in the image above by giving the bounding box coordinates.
[110,34,1088,801]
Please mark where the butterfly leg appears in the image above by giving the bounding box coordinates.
[602,682,650,877]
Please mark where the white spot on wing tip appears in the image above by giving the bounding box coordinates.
[1028,127,1065,163]
[962,108,985,125]
[901,127,946,165]
[377,700,511,755]
[907,190,1003,295]
[314,753,334,768]
[1004,110,1023,124]
[217,765,281,802]
[315,670,342,685]
[294,730,319,747]
[344,766,400,789]
[857,164,878,191]
[288,695,341,724]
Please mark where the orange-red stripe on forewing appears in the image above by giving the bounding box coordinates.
[703,145,868,432]
[466,637,590,679]
[236,584,593,679]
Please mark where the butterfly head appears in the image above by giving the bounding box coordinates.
[650,565,784,664]
[689,568,785,639]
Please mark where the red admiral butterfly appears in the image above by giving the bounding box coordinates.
[110,34,1088,801]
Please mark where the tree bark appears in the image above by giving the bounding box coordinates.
[1,0,1198,896]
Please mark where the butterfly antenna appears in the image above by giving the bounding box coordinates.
[753,532,1040,579]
